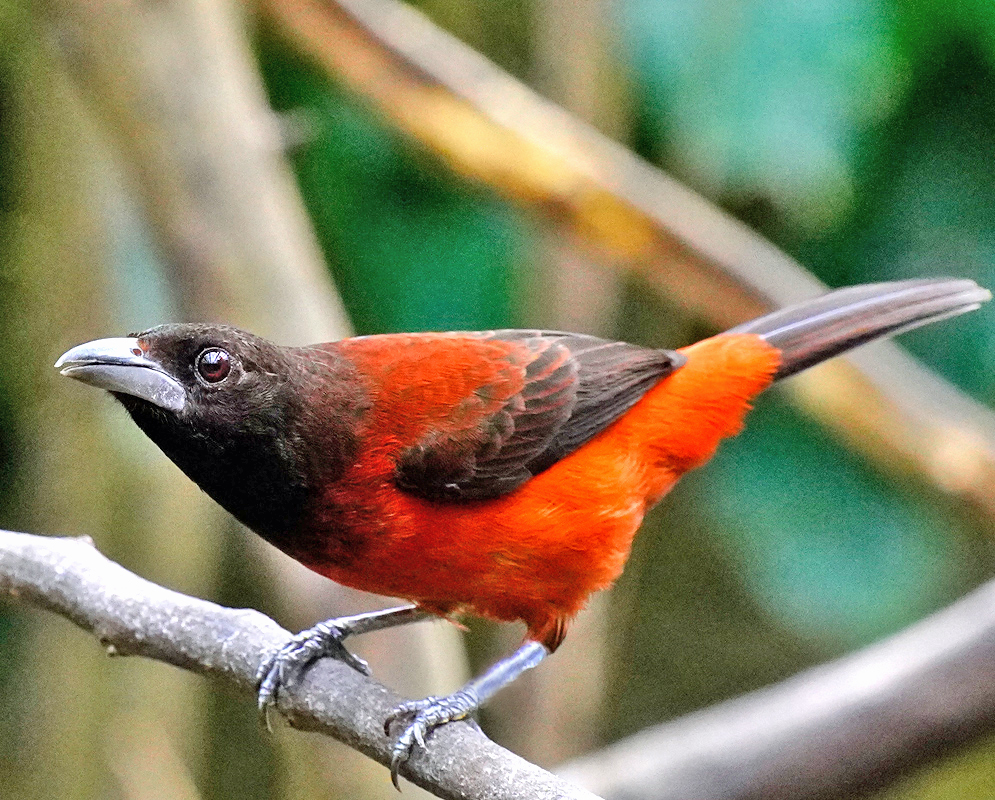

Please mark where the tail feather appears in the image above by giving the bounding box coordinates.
[727,278,991,380]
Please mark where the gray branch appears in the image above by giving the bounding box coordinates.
[0,529,599,800]
[560,574,995,800]
[8,525,995,800]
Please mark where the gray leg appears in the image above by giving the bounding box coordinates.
[257,604,428,724]
[385,640,549,787]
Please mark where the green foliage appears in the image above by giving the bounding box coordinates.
[614,0,995,648]
[609,7,995,789]
[804,43,995,396]
[705,392,971,643]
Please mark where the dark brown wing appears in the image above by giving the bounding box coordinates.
[395,330,685,501]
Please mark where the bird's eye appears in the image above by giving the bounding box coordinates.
[196,348,231,384]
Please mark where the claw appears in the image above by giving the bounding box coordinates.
[255,620,371,725]
[384,689,480,789]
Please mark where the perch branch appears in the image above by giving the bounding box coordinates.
[0,529,598,800]
[6,527,995,800]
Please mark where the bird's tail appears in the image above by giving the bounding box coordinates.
[727,278,991,380]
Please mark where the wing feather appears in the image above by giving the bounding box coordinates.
[393,330,684,501]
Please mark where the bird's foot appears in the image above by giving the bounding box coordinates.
[384,689,480,788]
[256,619,371,727]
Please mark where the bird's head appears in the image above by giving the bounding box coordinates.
[55,323,298,420]
[55,324,365,540]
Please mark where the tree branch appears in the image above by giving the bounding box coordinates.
[39,0,351,345]
[560,574,995,800]
[7,523,995,799]
[8,525,995,800]
[0,529,599,800]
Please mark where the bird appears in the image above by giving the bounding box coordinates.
[55,277,989,785]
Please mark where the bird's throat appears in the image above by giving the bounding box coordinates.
[119,395,314,541]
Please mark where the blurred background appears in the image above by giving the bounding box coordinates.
[1,0,994,798]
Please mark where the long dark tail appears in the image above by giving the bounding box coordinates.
[727,278,991,380]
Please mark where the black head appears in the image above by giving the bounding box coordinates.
[56,324,366,541]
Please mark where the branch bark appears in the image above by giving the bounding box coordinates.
[7,525,995,800]
[0,529,598,800]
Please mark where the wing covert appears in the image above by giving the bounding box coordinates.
[393,330,684,502]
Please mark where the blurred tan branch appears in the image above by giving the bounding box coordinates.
[38,0,348,343]
[258,0,995,520]
[0,529,599,800]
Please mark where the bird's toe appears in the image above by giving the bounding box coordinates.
[255,621,371,726]
[384,690,480,788]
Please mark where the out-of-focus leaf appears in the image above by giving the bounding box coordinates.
[895,0,995,71]
[805,45,995,397]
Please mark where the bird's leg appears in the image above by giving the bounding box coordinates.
[385,640,549,787]
[257,604,428,723]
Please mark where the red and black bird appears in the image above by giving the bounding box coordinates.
[56,278,989,784]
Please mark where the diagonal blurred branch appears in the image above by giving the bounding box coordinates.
[560,570,995,800]
[0,529,599,800]
[259,0,995,520]
[261,0,776,326]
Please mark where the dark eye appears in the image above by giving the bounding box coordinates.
[196,348,231,384]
